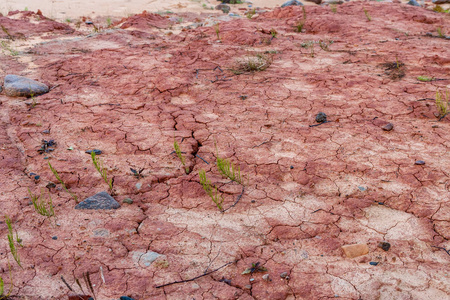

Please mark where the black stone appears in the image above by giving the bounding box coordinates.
[378,241,391,251]
[315,112,327,123]
[75,191,120,210]
[120,297,136,300]
[85,149,102,155]
[4,75,49,97]
[281,0,304,7]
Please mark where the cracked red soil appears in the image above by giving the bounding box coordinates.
[0,2,449,299]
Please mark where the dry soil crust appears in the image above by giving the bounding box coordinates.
[0,2,450,299]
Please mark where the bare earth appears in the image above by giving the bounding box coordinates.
[0,1,450,300]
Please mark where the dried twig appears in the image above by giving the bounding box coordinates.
[155,261,234,288]
[432,246,450,257]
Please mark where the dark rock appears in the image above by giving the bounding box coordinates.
[305,0,322,3]
[68,294,92,300]
[415,160,425,165]
[123,198,133,204]
[432,0,450,4]
[52,236,57,240]
[281,0,304,7]
[280,272,288,278]
[4,75,49,97]
[315,112,327,123]
[378,241,391,251]
[382,123,394,131]
[216,4,231,13]
[75,191,120,210]
[407,0,420,6]
[120,297,136,300]
[85,149,102,155]
[369,261,379,266]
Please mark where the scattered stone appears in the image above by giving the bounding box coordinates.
[244,285,252,289]
[290,166,294,169]
[216,4,231,13]
[432,125,439,128]
[358,186,367,192]
[369,261,379,266]
[305,0,322,3]
[415,160,425,165]
[85,149,102,155]
[3,75,49,97]
[68,294,92,300]
[249,278,255,282]
[382,123,394,131]
[378,241,391,251]
[123,198,133,204]
[262,274,270,281]
[407,0,420,6]
[432,0,450,3]
[324,0,343,4]
[341,244,369,258]
[315,112,327,123]
[120,297,136,300]
[52,236,57,240]
[280,272,288,278]
[75,191,120,210]
[281,0,304,7]
[140,251,162,267]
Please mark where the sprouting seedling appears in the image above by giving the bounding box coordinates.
[91,151,113,192]
[130,167,145,179]
[435,89,450,121]
[199,170,223,211]
[330,4,337,13]
[437,27,445,38]
[0,262,13,298]
[270,29,277,38]
[174,140,189,174]
[295,6,307,32]
[28,188,55,218]
[48,162,78,202]
[301,41,315,57]
[363,8,371,21]
[246,9,256,19]
[241,262,267,275]
[318,40,333,52]
[417,76,433,82]
[216,156,243,185]
[214,23,220,41]
[5,215,22,268]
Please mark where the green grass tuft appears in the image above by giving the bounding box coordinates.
[5,216,22,268]
[91,152,113,192]
[199,170,223,211]
[28,188,55,218]
[48,162,78,202]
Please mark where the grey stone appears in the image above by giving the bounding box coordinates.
[75,191,120,210]
[216,4,231,13]
[415,160,425,165]
[432,0,450,4]
[382,123,394,131]
[140,251,162,266]
[407,0,420,6]
[315,112,327,123]
[305,0,322,3]
[4,75,49,97]
[281,0,303,7]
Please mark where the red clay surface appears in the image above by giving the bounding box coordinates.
[0,2,450,299]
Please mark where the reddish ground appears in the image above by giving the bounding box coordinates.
[0,2,450,299]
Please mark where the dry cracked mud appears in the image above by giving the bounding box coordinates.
[0,2,449,299]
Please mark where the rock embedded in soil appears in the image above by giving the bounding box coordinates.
[85,149,102,155]
[3,75,49,97]
[120,297,136,300]
[315,112,327,123]
[415,160,425,165]
[216,4,231,14]
[281,0,304,7]
[378,241,391,251]
[382,123,394,131]
[341,243,369,258]
[433,0,450,3]
[407,0,421,6]
[75,191,120,210]
[305,0,322,3]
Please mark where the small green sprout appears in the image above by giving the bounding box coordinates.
[5,216,22,268]
[91,152,113,192]
[214,23,220,41]
[216,156,243,184]
[436,89,450,120]
[295,6,307,32]
[417,76,433,82]
[48,162,78,202]
[174,140,189,174]
[0,262,13,298]
[28,188,55,218]
[363,8,371,21]
[199,170,223,211]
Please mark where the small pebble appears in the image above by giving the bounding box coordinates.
[432,125,439,128]
[369,261,379,266]
[280,272,288,278]
[382,123,394,131]
[378,241,391,251]
[415,160,425,165]
[85,149,102,155]
[85,21,93,25]
[251,200,256,203]
[34,175,40,180]
[262,274,270,281]
[315,112,327,123]
[52,236,57,240]
[249,278,255,282]
[123,198,133,204]
[290,166,294,169]
[42,129,50,134]
[120,297,136,300]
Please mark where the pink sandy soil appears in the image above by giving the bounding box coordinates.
[0,1,450,299]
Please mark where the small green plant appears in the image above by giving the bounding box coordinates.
[270,28,277,38]
[295,6,307,32]
[216,156,243,184]
[214,23,220,41]
[0,262,13,298]
[5,216,22,268]
[0,41,19,56]
[232,53,272,74]
[48,162,78,202]
[65,18,72,23]
[246,9,256,19]
[318,39,333,51]
[363,8,371,21]
[91,152,113,192]
[433,5,450,13]
[436,89,450,120]
[24,7,28,11]
[199,170,223,211]
[437,27,445,38]
[106,18,112,27]
[28,188,55,218]
[330,4,337,13]
[174,140,189,174]
[301,40,315,57]
[417,76,433,82]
